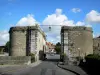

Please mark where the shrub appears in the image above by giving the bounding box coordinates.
[0,48,4,54]
[60,53,67,62]
[85,54,100,60]
[29,53,35,63]
[80,54,100,75]
[84,54,100,67]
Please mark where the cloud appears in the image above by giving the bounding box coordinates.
[42,8,83,43]
[85,10,100,24]
[42,9,92,43]
[16,14,38,26]
[93,33,99,38]
[76,21,85,26]
[71,8,81,13]
[0,30,9,46]
[0,8,93,45]
[0,14,38,45]
[76,21,92,27]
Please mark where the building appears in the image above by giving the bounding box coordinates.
[9,25,46,61]
[45,42,55,53]
[0,46,5,54]
[61,26,93,64]
[93,36,100,55]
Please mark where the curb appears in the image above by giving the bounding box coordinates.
[57,64,80,75]
[0,61,42,75]
[29,60,42,67]
[57,63,87,75]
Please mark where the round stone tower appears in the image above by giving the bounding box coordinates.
[9,27,27,56]
[61,26,93,65]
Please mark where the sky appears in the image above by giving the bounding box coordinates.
[0,0,100,45]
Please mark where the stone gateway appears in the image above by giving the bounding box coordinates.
[9,25,46,61]
[61,26,93,65]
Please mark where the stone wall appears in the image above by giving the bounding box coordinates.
[67,30,93,57]
[93,37,100,55]
[9,30,27,56]
[0,56,31,65]
[35,31,46,61]
[61,26,93,60]
[9,25,46,61]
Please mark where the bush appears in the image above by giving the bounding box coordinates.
[79,54,100,75]
[85,54,100,67]
[0,48,4,54]
[29,53,35,63]
[60,53,67,62]
[85,54,100,60]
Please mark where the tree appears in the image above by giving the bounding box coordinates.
[56,42,61,46]
[55,42,61,54]
[5,41,10,53]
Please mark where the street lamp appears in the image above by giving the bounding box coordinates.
[78,48,81,61]
[49,26,51,31]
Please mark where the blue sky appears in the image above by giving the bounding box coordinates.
[0,0,100,45]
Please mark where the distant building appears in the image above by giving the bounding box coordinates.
[9,25,46,61]
[61,26,93,63]
[93,36,100,55]
[0,46,5,53]
[45,42,55,53]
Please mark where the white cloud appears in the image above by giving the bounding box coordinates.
[16,14,38,26]
[76,21,85,26]
[85,10,100,24]
[0,9,93,45]
[42,8,92,44]
[0,30,9,46]
[0,14,38,45]
[93,34,99,38]
[71,8,81,13]
[42,8,78,43]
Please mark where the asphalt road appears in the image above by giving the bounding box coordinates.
[0,54,76,75]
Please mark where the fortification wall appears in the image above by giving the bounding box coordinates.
[9,30,27,56]
[93,38,100,55]
[62,26,93,58]
[9,26,46,59]
[0,56,31,65]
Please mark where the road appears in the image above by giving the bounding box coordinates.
[0,54,76,75]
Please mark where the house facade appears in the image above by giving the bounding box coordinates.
[45,42,55,53]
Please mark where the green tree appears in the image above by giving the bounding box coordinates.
[55,42,61,54]
[5,41,10,53]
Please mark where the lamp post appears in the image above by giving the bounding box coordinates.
[78,48,80,61]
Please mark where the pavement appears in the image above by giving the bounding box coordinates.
[57,63,88,75]
[0,54,88,75]
[0,60,41,75]
[0,54,77,75]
